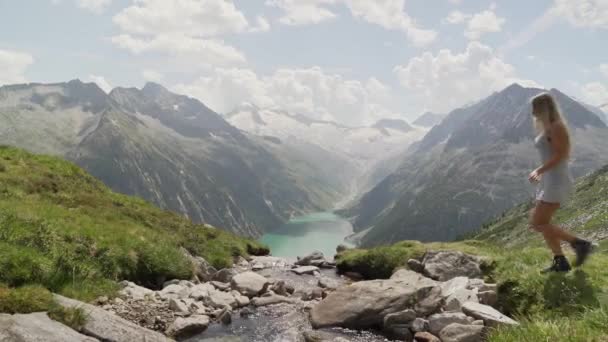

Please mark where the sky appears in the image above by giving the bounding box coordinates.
[0,0,607,126]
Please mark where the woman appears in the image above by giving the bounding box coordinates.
[528,93,593,273]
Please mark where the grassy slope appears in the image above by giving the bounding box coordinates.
[0,146,267,306]
[337,165,608,341]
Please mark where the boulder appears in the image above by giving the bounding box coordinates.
[477,291,498,307]
[318,277,339,290]
[411,318,430,333]
[213,269,238,284]
[383,309,417,327]
[180,248,216,282]
[291,266,320,275]
[204,289,238,309]
[230,291,251,307]
[166,315,210,340]
[217,307,232,325]
[0,312,99,342]
[189,283,215,300]
[445,288,479,312]
[160,284,189,298]
[383,309,417,340]
[119,281,155,301]
[231,271,270,297]
[390,269,438,287]
[210,281,231,291]
[296,251,325,266]
[422,251,483,281]
[54,294,172,342]
[251,294,295,307]
[428,312,475,335]
[310,276,441,329]
[407,259,424,273]
[461,302,518,327]
[440,277,470,297]
[414,332,441,342]
[271,280,289,296]
[169,299,190,315]
[439,323,484,342]
[302,330,351,342]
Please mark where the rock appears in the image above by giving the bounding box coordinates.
[461,302,518,327]
[383,309,417,327]
[480,283,498,293]
[390,269,438,287]
[428,312,475,335]
[477,291,498,307]
[415,286,445,316]
[166,315,210,340]
[336,244,349,253]
[285,283,296,295]
[318,277,339,290]
[163,279,181,288]
[251,294,295,307]
[95,296,109,305]
[440,277,470,297]
[239,307,254,318]
[230,271,270,297]
[211,281,231,291]
[169,298,190,315]
[343,272,364,280]
[54,294,171,342]
[302,330,351,342]
[472,320,484,326]
[179,280,195,288]
[214,269,238,283]
[385,324,413,341]
[291,266,320,275]
[249,256,289,269]
[466,279,485,291]
[407,259,425,273]
[230,290,250,307]
[204,289,238,309]
[161,284,189,298]
[190,302,207,315]
[0,312,99,342]
[180,248,216,282]
[411,318,430,333]
[251,263,265,271]
[236,256,249,267]
[445,288,479,311]
[439,323,484,342]
[422,251,483,281]
[189,283,215,300]
[310,276,441,329]
[218,307,232,325]
[414,331,441,342]
[271,280,289,296]
[120,281,155,301]
[296,251,325,266]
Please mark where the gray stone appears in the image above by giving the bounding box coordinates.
[428,312,475,335]
[271,280,289,296]
[477,291,498,307]
[390,269,438,287]
[230,290,250,307]
[411,318,430,333]
[291,266,320,275]
[407,258,424,273]
[119,281,155,301]
[422,251,483,281]
[336,244,349,253]
[231,271,270,297]
[251,294,295,307]
[461,302,518,327]
[204,289,238,309]
[466,279,485,291]
[383,309,417,327]
[169,298,190,314]
[189,283,215,300]
[439,323,484,342]
[310,276,441,329]
[0,312,99,342]
[445,288,479,311]
[161,284,189,298]
[385,324,414,341]
[414,331,441,342]
[210,281,230,291]
[213,269,238,283]
[181,248,216,282]
[166,315,210,340]
[472,320,484,326]
[163,279,181,288]
[218,308,232,325]
[318,277,339,290]
[302,330,351,342]
[440,277,470,297]
[296,251,325,266]
[54,294,171,342]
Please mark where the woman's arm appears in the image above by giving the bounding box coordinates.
[538,122,570,174]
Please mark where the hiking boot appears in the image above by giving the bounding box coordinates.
[570,239,595,267]
[541,255,571,273]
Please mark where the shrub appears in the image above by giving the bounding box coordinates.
[0,285,53,314]
[48,305,88,331]
[336,241,425,279]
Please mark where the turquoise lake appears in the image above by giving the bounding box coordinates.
[259,212,354,259]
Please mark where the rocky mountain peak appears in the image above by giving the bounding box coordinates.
[373,119,413,133]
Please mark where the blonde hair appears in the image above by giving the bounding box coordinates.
[531,92,571,152]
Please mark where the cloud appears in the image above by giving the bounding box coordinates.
[553,0,608,29]
[76,0,111,13]
[394,42,539,113]
[601,64,608,78]
[112,0,250,67]
[142,69,163,83]
[448,0,462,4]
[265,0,338,26]
[445,6,505,40]
[266,0,437,46]
[580,82,608,106]
[249,16,271,33]
[87,75,112,93]
[0,49,34,85]
[173,66,399,126]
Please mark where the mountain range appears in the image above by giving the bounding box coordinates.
[0,80,358,237]
[341,83,608,246]
[412,112,445,127]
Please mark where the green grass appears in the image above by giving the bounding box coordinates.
[0,146,268,303]
[0,284,53,314]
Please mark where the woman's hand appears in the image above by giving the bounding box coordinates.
[529,168,543,183]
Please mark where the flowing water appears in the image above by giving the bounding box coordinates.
[259,212,354,258]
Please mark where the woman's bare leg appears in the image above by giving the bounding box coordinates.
[530,201,572,255]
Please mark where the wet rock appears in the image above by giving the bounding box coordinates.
[461,302,518,327]
[428,312,475,335]
[439,323,484,342]
[477,291,498,307]
[0,312,99,342]
[230,290,250,307]
[407,259,424,273]
[231,271,270,297]
[218,307,232,325]
[54,294,171,342]
[422,251,483,281]
[251,294,295,307]
[166,315,210,340]
[411,318,430,333]
[214,269,238,284]
[414,331,441,342]
[291,266,320,275]
[310,276,440,329]
[239,307,254,318]
[271,280,289,296]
